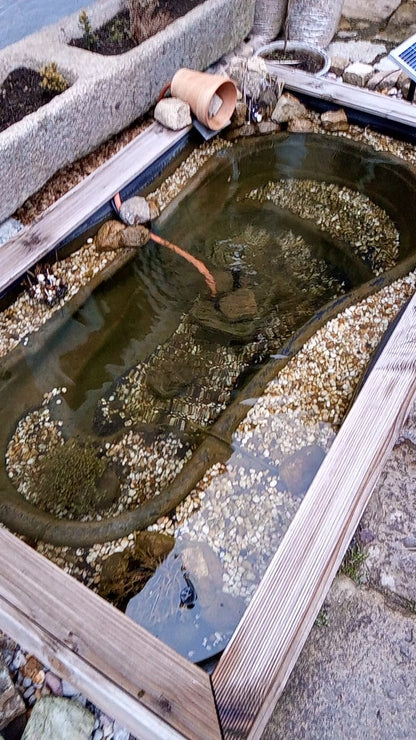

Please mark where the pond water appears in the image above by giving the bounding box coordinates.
[0,0,87,49]
[2,133,416,662]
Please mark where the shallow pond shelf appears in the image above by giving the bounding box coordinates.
[0,292,415,738]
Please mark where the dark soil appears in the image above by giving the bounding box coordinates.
[71,0,205,55]
[263,49,324,74]
[0,68,63,134]
[0,1,205,134]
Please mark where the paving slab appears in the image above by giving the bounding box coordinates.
[360,437,416,606]
[263,576,416,739]
[342,0,401,22]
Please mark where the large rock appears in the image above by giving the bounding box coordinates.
[21,696,94,740]
[343,61,374,87]
[271,94,308,123]
[263,577,416,738]
[0,656,25,730]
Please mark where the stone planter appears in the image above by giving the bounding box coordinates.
[288,0,344,48]
[252,0,288,41]
[0,0,255,223]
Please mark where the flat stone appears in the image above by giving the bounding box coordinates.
[367,69,401,92]
[374,56,402,73]
[153,97,192,131]
[219,288,258,322]
[263,577,416,738]
[287,117,314,133]
[119,196,151,226]
[360,440,416,604]
[341,0,401,21]
[278,444,326,497]
[256,120,281,135]
[320,108,349,131]
[329,55,350,76]
[22,696,94,739]
[271,93,308,124]
[0,656,25,731]
[388,2,416,28]
[343,61,374,87]
[328,40,387,64]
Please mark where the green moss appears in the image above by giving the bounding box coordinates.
[35,438,110,518]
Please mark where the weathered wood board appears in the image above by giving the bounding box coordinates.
[275,66,416,126]
[0,122,191,295]
[0,527,221,740]
[212,292,416,739]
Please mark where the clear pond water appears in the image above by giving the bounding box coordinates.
[2,133,416,661]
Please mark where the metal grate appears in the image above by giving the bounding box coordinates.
[389,33,416,81]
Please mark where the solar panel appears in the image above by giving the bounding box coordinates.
[389,33,416,81]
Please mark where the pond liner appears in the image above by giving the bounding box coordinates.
[1,251,416,548]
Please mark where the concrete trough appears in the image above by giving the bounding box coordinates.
[0,0,255,223]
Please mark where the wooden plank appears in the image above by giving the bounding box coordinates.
[0,527,221,740]
[273,66,416,127]
[0,122,191,295]
[212,293,416,739]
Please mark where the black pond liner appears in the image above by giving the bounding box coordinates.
[1,132,416,547]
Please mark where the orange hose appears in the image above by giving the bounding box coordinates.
[150,231,217,297]
[111,191,217,296]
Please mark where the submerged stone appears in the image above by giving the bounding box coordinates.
[218,287,258,322]
[279,444,326,496]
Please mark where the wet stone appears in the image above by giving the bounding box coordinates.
[278,444,326,497]
[218,288,258,322]
[94,220,125,251]
[120,224,150,247]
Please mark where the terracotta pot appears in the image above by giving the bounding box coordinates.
[170,68,237,131]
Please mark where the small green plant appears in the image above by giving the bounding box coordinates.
[78,9,98,50]
[315,608,329,627]
[39,63,69,94]
[34,438,109,518]
[109,17,125,43]
[339,541,368,582]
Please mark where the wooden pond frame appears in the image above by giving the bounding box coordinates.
[1,77,416,738]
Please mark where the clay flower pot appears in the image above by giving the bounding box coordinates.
[170,68,237,131]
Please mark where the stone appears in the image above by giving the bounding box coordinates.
[44,672,63,696]
[256,120,280,135]
[153,97,192,131]
[231,100,247,128]
[218,288,258,322]
[328,40,387,65]
[320,109,349,132]
[374,56,401,74]
[225,123,257,140]
[94,220,125,251]
[342,0,401,21]
[271,93,308,123]
[120,225,150,248]
[367,69,401,92]
[264,577,416,738]
[329,55,349,76]
[21,655,44,686]
[0,656,25,731]
[0,217,22,247]
[398,71,412,98]
[360,440,416,605]
[278,444,326,497]
[21,696,94,739]
[119,196,151,226]
[343,61,374,87]
[388,2,416,28]
[147,199,160,221]
[287,117,314,133]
